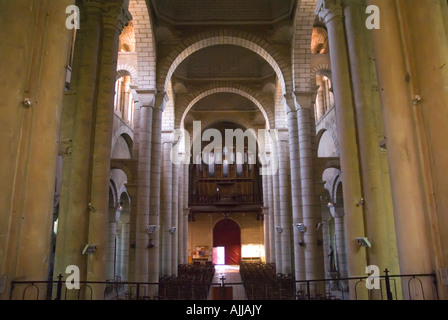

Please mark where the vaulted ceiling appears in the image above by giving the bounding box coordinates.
[149,0,299,129]
[150,0,296,25]
[174,45,275,81]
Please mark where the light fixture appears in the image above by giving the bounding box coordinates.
[327,202,334,208]
[82,244,98,255]
[276,226,283,233]
[147,225,159,234]
[355,237,371,248]
[356,198,365,207]
[296,223,306,233]
[169,227,177,234]
[22,98,32,108]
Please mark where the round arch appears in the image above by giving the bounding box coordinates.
[111,126,134,153]
[158,30,291,94]
[116,65,138,83]
[180,87,271,130]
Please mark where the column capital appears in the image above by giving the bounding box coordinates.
[135,89,156,108]
[154,91,169,111]
[342,0,366,9]
[316,0,343,24]
[294,90,317,110]
[81,0,103,11]
[102,0,132,32]
[284,92,299,113]
[183,208,191,216]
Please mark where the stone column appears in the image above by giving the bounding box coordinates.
[177,161,185,265]
[285,95,306,281]
[120,215,130,282]
[106,208,118,280]
[182,164,190,264]
[0,0,75,300]
[260,132,271,263]
[367,0,443,300]
[262,206,270,263]
[332,209,347,276]
[126,183,138,282]
[161,138,173,275]
[271,149,282,273]
[148,92,167,292]
[401,0,448,300]
[316,1,368,298]
[171,162,179,274]
[343,0,401,298]
[134,90,155,284]
[321,204,332,277]
[277,131,292,276]
[115,222,122,278]
[53,0,103,293]
[86,2,131,293]
[314,78,326,122]
[267,167,275,264]
[295,91,325,284]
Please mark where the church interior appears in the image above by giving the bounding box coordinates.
[1,0,447,302]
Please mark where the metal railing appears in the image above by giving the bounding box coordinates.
[293,269,439,300]
[8,271,439,300]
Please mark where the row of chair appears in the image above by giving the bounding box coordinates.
[240,263,296,300]
[158,263,215,300]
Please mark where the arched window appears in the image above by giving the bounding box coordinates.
[114,75,135,126]
[315,74,334,122]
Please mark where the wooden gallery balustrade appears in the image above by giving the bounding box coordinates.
[188,162,263,220]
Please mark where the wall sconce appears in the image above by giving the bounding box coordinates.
[22,98,32,108]
[88,203,95,212]
[296,223,306,233]
[169,227,177,234]
[276,226,283,233]
[147,238,155,249]
[298,240,305,247]
[412,94,422,105]
[327,202,334,208]
[82,244,98,255]
[356,198,365,207]
[355,237,371,248]
[147,225,159,234]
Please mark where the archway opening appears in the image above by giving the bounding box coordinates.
[213,219,241,265]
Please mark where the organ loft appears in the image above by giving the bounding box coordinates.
[0,0,447,302]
